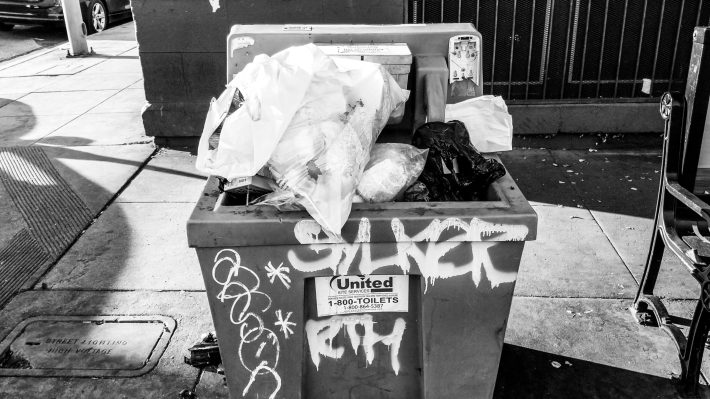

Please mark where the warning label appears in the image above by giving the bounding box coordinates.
[314,275,409,317]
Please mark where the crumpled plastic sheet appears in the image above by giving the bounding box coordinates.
[357,143,428,203]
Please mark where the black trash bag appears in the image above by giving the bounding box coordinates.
[410,120,506,201]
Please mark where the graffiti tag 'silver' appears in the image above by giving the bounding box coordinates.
[289,217,529,290]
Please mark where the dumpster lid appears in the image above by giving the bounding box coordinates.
[187,157,537,247]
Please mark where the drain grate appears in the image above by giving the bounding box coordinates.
[0,230,51,306]
[0,147,93,256]
[0,147,94,306]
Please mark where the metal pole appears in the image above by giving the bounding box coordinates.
[507,0,518,99]
[525,0,537,100]
[613,0,629,97]
[61,0,89,56]
[595,0,610,97]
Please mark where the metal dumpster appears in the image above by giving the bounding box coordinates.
[186,23,537,399]
[187,169,536,399]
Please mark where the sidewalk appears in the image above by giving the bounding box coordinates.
[0,22,706,398]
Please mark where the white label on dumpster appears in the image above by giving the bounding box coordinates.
[314,275,409,316]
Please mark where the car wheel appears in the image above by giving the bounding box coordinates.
[86,0,107,34]
[0,22,13,31]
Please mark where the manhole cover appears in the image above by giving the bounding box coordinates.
[0,315,175,377]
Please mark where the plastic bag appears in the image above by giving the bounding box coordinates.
[409,120,506,201]
[196,45,322,180]
[444,95,513,152]
[357,143,428,203]
[254,44,410,235]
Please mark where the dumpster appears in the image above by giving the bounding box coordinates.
[187,23,538,399]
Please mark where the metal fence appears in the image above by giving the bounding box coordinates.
[407,0,709,101]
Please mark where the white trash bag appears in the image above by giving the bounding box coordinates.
[197,44,409,236]
[264,47,409,235]
[196,45,320,180]
[445,95,513,152]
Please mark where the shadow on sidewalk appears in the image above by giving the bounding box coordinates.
[500,149,663,219]
[0,100,135,306]
[494,344,710,399]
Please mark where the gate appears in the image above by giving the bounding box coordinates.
[407,0,709,101]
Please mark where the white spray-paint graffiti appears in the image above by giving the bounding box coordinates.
[212,249,287,399]
[289,217,529,290]
[274,310,296,339]
[264,261,292,289]
[305,314,407,375]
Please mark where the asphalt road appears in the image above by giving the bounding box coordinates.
[0,24,68,62]
[0,19,132,63]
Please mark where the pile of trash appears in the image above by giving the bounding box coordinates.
[196,44,513,237]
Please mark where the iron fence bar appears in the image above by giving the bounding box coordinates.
[491,0,500,94]
[595,0,610,97]
[525,0,538,100]
[507,0,518,99]
[695,0,703,28]
[540,0,554,98]
[559,0,574,99]
[650,0,667,94]
[422,0,426,23]
[577,0,592,98]
[413,1,418,23]
[476,0,480,29]
[631,0,648,97]
[541,0,556,99]
[440,0,444,23]
[566,0,582,91]
[668,0,686,92]
[613,0,629,97]
[457,0,462,22]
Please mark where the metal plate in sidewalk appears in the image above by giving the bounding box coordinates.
[0,315,175,377]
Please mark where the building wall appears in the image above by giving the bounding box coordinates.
[131,0,405,139]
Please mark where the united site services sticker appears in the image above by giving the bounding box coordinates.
[314,275,409,316]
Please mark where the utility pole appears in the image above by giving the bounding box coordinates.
[60,0,90,56]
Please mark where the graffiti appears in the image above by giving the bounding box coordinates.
[265,261,292,289]
[289,217,529,290]
[212,249,281,399]
[274,310,296,339]
[305,314,406,375]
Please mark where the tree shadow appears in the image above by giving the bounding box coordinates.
[0,98,204,395]
[0,100,135,304]
[499,149,662,219]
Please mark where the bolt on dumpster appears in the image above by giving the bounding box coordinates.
[188,24,537,399]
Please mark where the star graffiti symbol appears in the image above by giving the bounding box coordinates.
[264,261,292,289]
[274,310,296,339]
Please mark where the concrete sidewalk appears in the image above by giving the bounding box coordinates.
[0,22,707,398]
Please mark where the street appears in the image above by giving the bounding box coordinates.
[0,24,67,62]
[0,19,132,62]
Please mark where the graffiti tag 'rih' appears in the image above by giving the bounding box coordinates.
[305,314,406,375]
[289,217,528,290]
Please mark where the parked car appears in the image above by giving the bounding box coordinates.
[0,0,131,34]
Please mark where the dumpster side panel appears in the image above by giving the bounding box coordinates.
[422,242,524,398]
[196,237,524,398]
[302,277,423,399]
[195,248,306,399]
